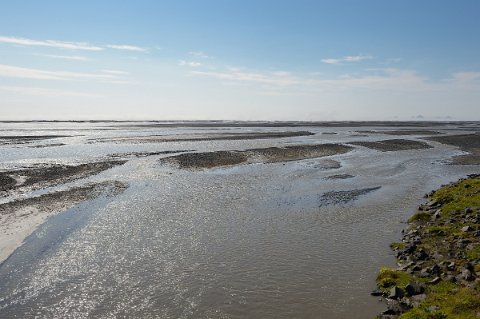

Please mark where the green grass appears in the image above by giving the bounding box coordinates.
[466,244,480,261]
[400,283,480,319]
[376,267,415,292]
[431,178,480,215]
[390,242,407,250]
[375,176,480,318]
[409,211,431,222]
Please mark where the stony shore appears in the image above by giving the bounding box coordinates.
[374,175,480,319]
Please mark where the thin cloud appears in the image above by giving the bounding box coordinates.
[189,64,480,94]
[190,68,298,86]
[0,85,100,97]
[0,35,103,51]
[178,60,202,67]
[106,44,148,52]
[101,69,129,75]
[321,55,372,65]
[37,54,90,61]
[189,51,210,59]
[0,64,119,81]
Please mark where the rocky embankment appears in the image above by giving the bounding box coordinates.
[373,175,480,318]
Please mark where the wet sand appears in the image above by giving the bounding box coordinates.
[160,144,353,169]
[0,181,128,264]
[350,139,432,152]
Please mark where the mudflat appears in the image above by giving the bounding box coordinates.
[427,133,480,165]
[350,139,432,152]
[0,161,126,194]
[160,143,353,169]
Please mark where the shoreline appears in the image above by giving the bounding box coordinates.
[0,160,128,265]
[0,180,128,265]
[374,174,480,318]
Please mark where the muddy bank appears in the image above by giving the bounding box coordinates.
[0,160,126,195]
[350,139,432,152]
[319,186,381,206]
[160,144,353,169]
[374,175,480,318]
[304,159,341,170]
[427,133,480,165]
[106,150,193,159]
[27,143,66,148]
[0,181,128,264]
[0,135,70,145]
[90,131,315,144]
[115,120,472,128]
[325,174,355,180]
[357,130,442,136]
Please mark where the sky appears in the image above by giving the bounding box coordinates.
[1,0,479,121]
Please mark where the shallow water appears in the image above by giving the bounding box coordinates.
[0,122,478,318]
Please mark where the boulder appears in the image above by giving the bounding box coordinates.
[405,282,425,296]
[388,286,404,300]
[461,225,473,232]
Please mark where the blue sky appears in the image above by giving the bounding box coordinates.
[1,0,479,120]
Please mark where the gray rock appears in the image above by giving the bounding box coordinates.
[431,264,441,275]
[447,261,455,271]
[461,269,475,281]
[388,286,404,300]
[461,225,473,232]
[411,293,427,306]
[370,289,383,296]
[405,282,425,296]
[464,262,474,271]
[419,268,431,277]
[427,277,441,285]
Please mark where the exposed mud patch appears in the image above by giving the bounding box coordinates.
[426,133,480,165]
[325,174,355,180]
[160,144,353,169]
[0,135,70,145]
[90,131,315,144]
[27,143,66,148]
[350,139,432,152]
[356,130,442,136]
[106,150,193,159]
[0,161,127,195]
[319,186,381,206]
[304,159,342,170]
